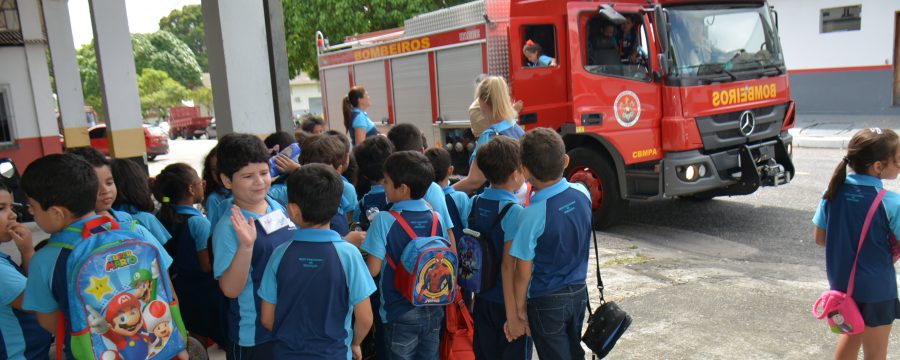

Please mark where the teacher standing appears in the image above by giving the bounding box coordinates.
[343,86,378,145]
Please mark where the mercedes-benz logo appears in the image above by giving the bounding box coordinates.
[739,111,755,136]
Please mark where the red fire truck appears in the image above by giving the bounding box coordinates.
[316,0,795,228]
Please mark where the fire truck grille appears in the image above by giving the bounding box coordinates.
[694,104,788,152]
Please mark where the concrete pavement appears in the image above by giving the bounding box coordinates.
[791,113,900,149]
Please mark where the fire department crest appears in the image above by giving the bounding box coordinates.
[614,91,641,128]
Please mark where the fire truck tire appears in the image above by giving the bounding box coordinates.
[565,147,628,230]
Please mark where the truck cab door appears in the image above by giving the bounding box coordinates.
[567,3,664,166]
[509,15,568,129]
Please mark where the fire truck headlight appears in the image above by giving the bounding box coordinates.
[698,164,707,178]
[787,143,793,157]
[684,165,698,181]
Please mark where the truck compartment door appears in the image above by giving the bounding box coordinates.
[322,67,350,133]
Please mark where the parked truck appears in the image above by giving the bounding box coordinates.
[316,0,795,228]
[168,106,212,140]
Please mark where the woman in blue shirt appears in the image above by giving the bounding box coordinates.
[454,76,525,194]
[814,128,900,359]
[343,86,378,146]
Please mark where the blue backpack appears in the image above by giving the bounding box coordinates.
[59,217,186,360]
[457,198,514,294]
[386,211,458,306]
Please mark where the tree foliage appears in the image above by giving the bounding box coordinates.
[137,68,189,118]
[132,31,202,88]
[159,5,208,71]
[282,0,471,80]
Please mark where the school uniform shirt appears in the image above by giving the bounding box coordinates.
[268,183,289,209]
[339,176,358,216]
[205,190,231,231]
[471,188,523,304]
[532,55,554,67]
[351,108,378,144]
[425,182,455,235]
[0,254,51,360]
[172,205,213,271]
[813,174,900,303]
[362,199,449,322]
[469,120,525,165]
[113,203,173,245]
[109,209,168,246]
[443,185,472,240]
[509,179,591,298]
[23,215,173,358]
[258,228,376,359]
[212,196,296,346]
[354,185,388,231]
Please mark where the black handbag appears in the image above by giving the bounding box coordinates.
[581,228,632,359]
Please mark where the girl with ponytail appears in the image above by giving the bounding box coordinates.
[153,163,229,347]
[814,128,900,359]
[342,86,377,145]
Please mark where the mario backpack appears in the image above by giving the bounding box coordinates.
[457,198,515,294]
[387,211,458,306]
[61,216,187,360]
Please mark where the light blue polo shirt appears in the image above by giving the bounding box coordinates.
[0,253,51,360]
[259,228,376,359]
[471,188,524,304]
[212,196,294,346]
[205,190,232,232]
[351,108,376,134]
[268,183,289,209]
[443,186,473,229]
[425,182,455,233]
[113,204,172,245]
[175,205,212,252]
[340,176,357,216]
[109,209,168,246]
[470,120,525,165]
[362,199,449,321]
[509,179,592,298]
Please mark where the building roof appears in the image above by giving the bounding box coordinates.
[289,72,318,86]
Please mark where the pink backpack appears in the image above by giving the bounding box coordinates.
[812,189,887,335]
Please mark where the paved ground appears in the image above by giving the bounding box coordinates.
[791,113,900,149]
[3,139,899,359]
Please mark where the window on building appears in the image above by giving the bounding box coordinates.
[521,25,558,68]
[821,5,861,33]
[0,86,15,144]
[0,0,19,31]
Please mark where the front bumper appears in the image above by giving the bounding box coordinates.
[663,132,794,197]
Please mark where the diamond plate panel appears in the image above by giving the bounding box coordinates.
[404,1,486,37]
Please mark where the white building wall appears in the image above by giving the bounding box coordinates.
[770,0,899,70]
[290,83,322,115]
[0,48,39,139]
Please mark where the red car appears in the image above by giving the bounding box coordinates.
[88,124,170,161]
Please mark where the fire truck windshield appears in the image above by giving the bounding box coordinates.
[666,4,785,84]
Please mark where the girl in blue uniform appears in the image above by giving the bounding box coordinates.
[454,75,526,194]
[153,163,230,350]
[343,86,378,146]
[814,128,900,360]
[110,159,172,243]
[203,145,231,228]
[523,40,556,67]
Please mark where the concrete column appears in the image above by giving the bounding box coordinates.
[18,0,62,151]
[202,0,277,136]
[88,0,145,160]
[263,0,294,133]
[43,0,89,148]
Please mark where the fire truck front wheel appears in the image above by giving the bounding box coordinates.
[565,147,628,230]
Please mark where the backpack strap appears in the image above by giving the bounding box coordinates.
[384,210,439,271]
[81,216,120,239]
[847,189,888,296]
[467,196,480,230]
[55,312,65,360]
[490,202,516,231]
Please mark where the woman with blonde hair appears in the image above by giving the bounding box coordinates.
[454,76,525,194]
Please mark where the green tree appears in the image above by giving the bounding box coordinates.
[159,5,208,71]
[137,68,189,118]
[132,31,202,88]
[190,86,214,111]
[282,0,471,79]
[76,42,104,120]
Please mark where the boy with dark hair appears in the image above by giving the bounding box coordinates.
[353,136,395,230]
[425,147,470,242]
[65,147,168,245]
[20,154,172,359]
[300,114,325,134]
[468,136,531,359]
[299,135,365,244]
[212,133,297,359]
[509,128,591,360]
[385,124,457,247]
[324,131,359,220]
[258,164,375,359]
[362,151,449,360]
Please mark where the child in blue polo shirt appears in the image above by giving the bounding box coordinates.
[153,163,229,349]
[325,130,359,220]
[386,124,457,246]
[110,158,172,243]
[264,131,300,208]
[0,181,52,360]
[813,128,900,359]
[425,147,470,242]
[300,134,365,247]
[362,151,450,360]
[259,164,376,359]
[468,136,532,359]
[20,154,173,359]
[212,134,297,360]
[203,145,231,228]
[509,129,591,360]
[353,135,395,231]
[66,147,168,246]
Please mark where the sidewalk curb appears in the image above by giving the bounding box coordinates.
[792,135,849,149]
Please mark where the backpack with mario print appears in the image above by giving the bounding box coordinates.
[457,197,514,294]
[59,216,187,360]
[387,211,458,306]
